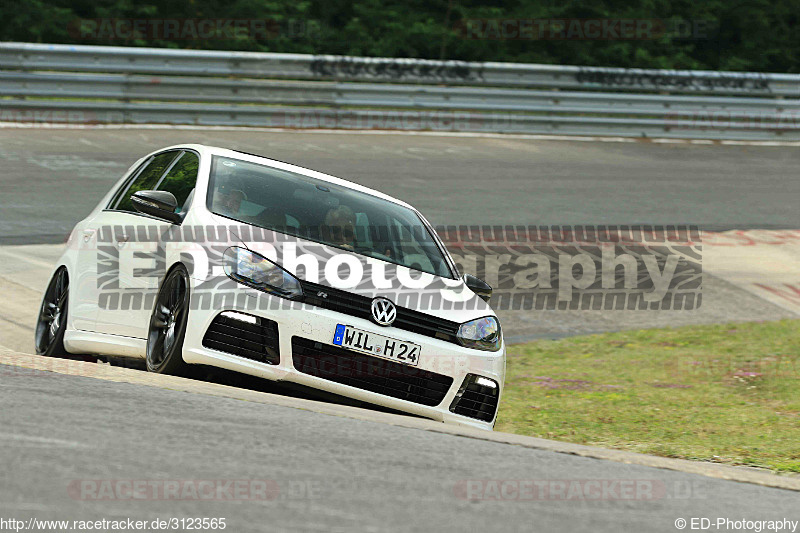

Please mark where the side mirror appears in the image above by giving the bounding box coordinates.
[131,190,181,223]
[464,273,492,303]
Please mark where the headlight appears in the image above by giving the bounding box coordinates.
[457,316,501,352]
[223,247,303,300]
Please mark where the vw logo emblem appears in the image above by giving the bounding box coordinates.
[371,297,397,326]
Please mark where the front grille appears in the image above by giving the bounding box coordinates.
[291,337,453,406]
[300,280,461,344]
[449,374,500,422]
[202,311,280,365]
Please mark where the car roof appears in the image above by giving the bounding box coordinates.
[159,143,416,211]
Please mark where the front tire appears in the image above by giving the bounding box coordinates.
[146,265,190,374]
[35,267,70,357]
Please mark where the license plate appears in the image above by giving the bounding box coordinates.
[332,324,420,366]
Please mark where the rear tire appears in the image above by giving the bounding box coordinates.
[35,267,70,357]
[146,265,190,374]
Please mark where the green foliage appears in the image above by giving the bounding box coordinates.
[1,0,797,72]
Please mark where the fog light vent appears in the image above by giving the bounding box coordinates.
[202,311,280,365]
[449,374,499,422]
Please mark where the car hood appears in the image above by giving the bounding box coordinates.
[213,215,494,324]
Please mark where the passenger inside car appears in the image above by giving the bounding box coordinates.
[322,205,357,250]
[213,184,247,218]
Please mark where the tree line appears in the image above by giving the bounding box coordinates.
[2,0,797,73]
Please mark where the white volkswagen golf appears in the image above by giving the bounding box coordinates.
[35,144,505,429]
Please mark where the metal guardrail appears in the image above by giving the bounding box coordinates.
[1,42,800,140]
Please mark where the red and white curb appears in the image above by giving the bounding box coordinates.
[704,230,800,316]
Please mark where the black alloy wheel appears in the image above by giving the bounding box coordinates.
[35,267,70,357]
[146,265,190,374]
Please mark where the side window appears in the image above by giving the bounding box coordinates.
[113,151,180,213]
[156,151,200,214]
[107,159,150,209]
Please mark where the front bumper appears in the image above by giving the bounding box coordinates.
[182,285,505,430]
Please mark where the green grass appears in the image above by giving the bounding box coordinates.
[497,319,800,473]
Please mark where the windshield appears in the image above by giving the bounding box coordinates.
[207,156,454,278]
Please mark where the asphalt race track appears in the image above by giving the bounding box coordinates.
[1,128,799,532]
[1,363,799,532]
[1,128,799,244]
